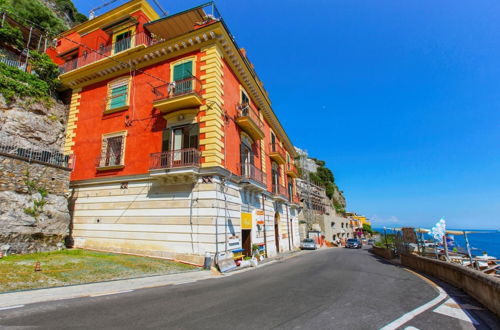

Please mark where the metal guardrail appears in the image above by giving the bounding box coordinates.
[150,148,201,170]
[152,76,202,102]
[0,142,73,169]
[0,57,25,70]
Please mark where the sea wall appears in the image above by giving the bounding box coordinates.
[401,253,500,317]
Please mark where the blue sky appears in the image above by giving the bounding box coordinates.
[74,0,500,230]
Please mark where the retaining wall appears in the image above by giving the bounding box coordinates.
[401,253,500,317]
[371,246,394,260]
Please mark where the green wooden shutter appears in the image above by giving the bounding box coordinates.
[110,85,128,109]
[173,61,192,81]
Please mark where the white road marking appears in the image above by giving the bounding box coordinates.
[404,327,420,330]
[89,290,133,297]
[433,298,479,325]
[380,283,447,330]
[0,305,24,311]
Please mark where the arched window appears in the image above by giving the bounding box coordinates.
[240,134,254,176]
[271,161,280,193]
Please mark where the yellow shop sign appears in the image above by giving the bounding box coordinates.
[241,212,252,229]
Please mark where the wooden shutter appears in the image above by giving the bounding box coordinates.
[109,79,128,109]
[173,61,192,81]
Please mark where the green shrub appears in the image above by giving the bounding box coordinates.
[0,62,50,101]
[0,22,24,49]
[0,0,67,34]
[29,51,60,91]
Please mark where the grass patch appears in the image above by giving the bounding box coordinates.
[0,249,199,292]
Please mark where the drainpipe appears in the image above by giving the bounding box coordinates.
[286,203,291,251]
[262,193,267,257]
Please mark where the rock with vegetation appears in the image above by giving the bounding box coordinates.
[308,158,347,215]
[0,36,70,254]
[0,0,86,35]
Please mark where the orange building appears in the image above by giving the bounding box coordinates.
[48,0,301,264]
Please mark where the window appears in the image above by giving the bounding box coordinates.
[271,132,276,152]
[271,161,280,193]
[172,61,193,95]
[162,124,199,152]
[160,124,199,167]
[241,90,249,105]
[288,181,293,201]
[107,78,129,112]
[114,30,132,54]
[98,132,126,168]
[240,135,254,176]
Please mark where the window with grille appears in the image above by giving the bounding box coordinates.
[98,134,125,168]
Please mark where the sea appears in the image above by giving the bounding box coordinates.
[373,228,500,258]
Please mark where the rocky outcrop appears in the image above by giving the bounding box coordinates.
[0,95,67,149]
[332,185,346,215]
[0,94,70,254]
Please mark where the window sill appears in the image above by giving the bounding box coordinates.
[96,164,125,171]
[104,105,129,115]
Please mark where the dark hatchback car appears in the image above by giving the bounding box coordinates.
[345,238,362,249]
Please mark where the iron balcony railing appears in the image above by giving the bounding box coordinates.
[269,142,286,158]
[59,32,154,74]
[150,148,201,170]
[152,76,202,102]
[239,162,266,185]
[287,162,298,174]
[236,103,263,130]
[272,183,288,199]
[0,141,74,169]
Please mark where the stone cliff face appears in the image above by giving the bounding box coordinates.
[332,186,346,215]
[0,94,71,254]
[0,96,67,148]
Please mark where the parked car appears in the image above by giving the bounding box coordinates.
[300,238,317,250]
[345,238,362,249]
[367,239,375,245]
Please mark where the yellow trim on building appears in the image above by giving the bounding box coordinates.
[199,45,224,168]
[63,88,81,155]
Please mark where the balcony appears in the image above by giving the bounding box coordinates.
[152,76,203,113]
[269,143,286,164]
[149,148,201,182]
[286,163,299,178]
[58,32,154,74]
[235,104,264,140]
[239,163,266,191]
[272,184,289,202]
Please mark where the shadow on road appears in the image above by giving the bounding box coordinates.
[366,248,500,329]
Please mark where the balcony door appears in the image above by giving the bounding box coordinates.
[272,162,280,193]
[162,124,198,167]
[240,136,253,177]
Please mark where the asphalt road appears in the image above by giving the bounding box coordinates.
[0,247,498,329]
